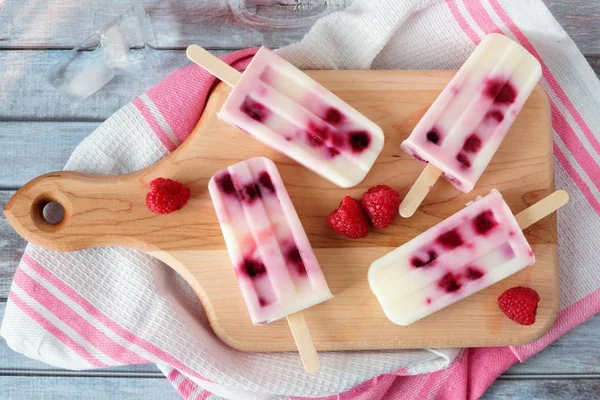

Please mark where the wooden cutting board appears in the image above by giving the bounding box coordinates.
[4,70,556,351]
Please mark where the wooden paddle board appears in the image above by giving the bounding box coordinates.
[3,70,556,351]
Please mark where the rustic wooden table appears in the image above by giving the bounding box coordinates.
[0,1,598,398]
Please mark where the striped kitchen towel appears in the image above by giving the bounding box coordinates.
[2,1,600,399]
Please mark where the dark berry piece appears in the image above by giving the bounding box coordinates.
[258,172,275,194]
[216,173,237,197]
[463,134,482,153]
[437,229,464,249]
[307,132,325,147]
[309,122,329,139]
[473,210,498,235]
[331,134,345,147]
[486,110,504,122]
[243,259,266,278]
[426,129,440,144]
[328,147,341,157]
[438,272,462,293]
[306,123,329,147]
[258,297,269,307]
[286,246,307,275]
[456,153,471,168]
[426,298,432,305]
[349,131,371,153]
[240,97,269,122]
[324,108,343,125]
[466,267,484,280]
[239,183,261,203]
[411,152,430,164]
[485,79,517,104]
[495,83,517,104]
[411,250,437,268]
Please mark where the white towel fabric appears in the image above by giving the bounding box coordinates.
[3,1,600,399]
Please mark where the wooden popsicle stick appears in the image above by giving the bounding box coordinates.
[515,190,569,230]
[286,312,321,374]
[399,164,442,218]
[186,44,242,87]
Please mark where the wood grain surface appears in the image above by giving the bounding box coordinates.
[4,70,557,351]
[0,0,598,397]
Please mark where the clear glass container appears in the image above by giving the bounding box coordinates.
[230,0,351,29]
[46,5,158,101]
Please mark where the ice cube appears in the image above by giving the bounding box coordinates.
[45,4,157,101]
[60,63,114,100]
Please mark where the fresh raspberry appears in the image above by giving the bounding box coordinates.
[146,178,191,214]
[327,196,369,239]
[498,286,540,326]
[360,185,401,229]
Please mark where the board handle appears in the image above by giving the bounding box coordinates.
[3,171,151,252]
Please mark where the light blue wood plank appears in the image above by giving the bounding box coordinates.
[0,0,350,50]
[484,378,600,399]
[1,50,598,121]
[544,0,600,55]
[0,0,596,55]
[0,376,179,400]
[0,191,23,297]
[0,50,189,121]
[506,314,600,375]
[1,123,97,188]
[0,50,598,121]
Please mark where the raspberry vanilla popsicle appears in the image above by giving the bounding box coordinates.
[209,157,332,372]
[399,34,542,217]
[369,189,568,326]
[188,45,384,189]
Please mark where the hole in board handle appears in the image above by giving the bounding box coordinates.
[31,194,71,232]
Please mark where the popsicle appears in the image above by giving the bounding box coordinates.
[187,45,384,189]
[399,34,542,217]
[209,157,332,372]
[369,189,568,326]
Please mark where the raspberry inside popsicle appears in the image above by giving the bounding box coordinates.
[188,45,384,189]
[369,189,568,326]
[399,34,542,217]
[208,157,332,325]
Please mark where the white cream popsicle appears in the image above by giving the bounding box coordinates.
[369,189,535,326]
[401,33,542,192]
[209,157,333,325]
[214,47,384,189]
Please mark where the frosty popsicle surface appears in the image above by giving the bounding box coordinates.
[370,189,535,326]
[401,34,542,193]
[187,45,384,189]
[208,157,333,325]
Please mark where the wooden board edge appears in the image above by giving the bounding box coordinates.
[506,83,558,348]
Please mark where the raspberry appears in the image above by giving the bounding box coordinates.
[360,185,400,229]
[348,131,371,153]
[498,286,540,326]
[327,196,369,239]
[146,178,191,214]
